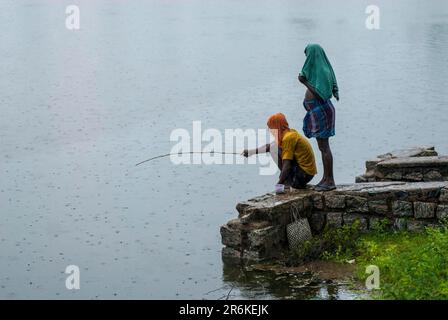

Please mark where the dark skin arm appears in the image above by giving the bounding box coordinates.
[278,159,294,185]
[242,144,293,188]
[333,84,339,101]
[241,143,270,157]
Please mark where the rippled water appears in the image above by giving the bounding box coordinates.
[1,0,447,299]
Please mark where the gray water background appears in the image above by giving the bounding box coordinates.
[0,0,447,299]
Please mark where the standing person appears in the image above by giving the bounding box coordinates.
[298,43,339,191]
[242,113,317,190]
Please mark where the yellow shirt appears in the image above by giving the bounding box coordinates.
[281,129,317,176]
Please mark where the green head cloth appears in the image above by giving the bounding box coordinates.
[300,44,339,101]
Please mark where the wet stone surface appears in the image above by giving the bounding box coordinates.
[326,212,343,228]
[393,201,414,217]
[414,202,436,219]
[222,180,448,264]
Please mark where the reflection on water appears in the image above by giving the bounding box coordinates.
[0,0,447,299]
[219,262,362,300]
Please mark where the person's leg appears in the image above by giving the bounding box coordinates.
[270,146,300,188]
[291,164,314,189]
[316,138,335,187]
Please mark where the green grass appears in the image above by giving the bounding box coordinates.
[355,226,448,299]
[290,220,448,299]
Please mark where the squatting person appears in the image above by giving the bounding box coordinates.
[242,113,317,190]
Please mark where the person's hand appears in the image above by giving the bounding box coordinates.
[333,87,339,101]
[241,149,255,157]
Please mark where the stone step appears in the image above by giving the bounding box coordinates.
[376,145,437,160]
[377,156,448,168]
[373,156,448,182]
[356,146,446,183]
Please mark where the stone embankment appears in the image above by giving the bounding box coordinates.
[220,146,448,264]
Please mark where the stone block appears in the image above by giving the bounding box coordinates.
[343,214,368,231]
[241,249,266,263]
[223,242,283,264]
[269,202,294,222]
[221,247,241,262]
[302,197,313,211]
[393,218,407,231]
[424,170,443,181]
[289,197,311,211]
[377,146,437,159]
[384,170,403,180]
[436,205,448,220]
[404,171,423,181]
[326,212,343,228]
[220,220,243,248]
[247,225,285,249]
[311,194,324,210]
[308,212,326,234]
[379,155,446,168]
[368,200,390,215]
[236,202,251,215]
[242,206,286,225]
[325,194,346,209]
[333,181,448,199]
[355,175,368,183]
[366,159,381,171]
[414,202,436,219]
[346,196,369,213]
[440,188,448,203]
[392,200,413,217]
[374,170,385,179]
[239,207,269,223]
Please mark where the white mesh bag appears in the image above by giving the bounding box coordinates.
[286,202,312,250]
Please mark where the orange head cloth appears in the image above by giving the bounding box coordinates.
[267,113,290,147]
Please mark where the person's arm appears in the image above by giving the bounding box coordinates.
[333,83,339,101]
[278,159,293,184]
[241,143,271,157]
[298,74,307,85]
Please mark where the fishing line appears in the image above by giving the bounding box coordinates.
[135,151,242,166]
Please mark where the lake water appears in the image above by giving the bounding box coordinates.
[1,0,447,299]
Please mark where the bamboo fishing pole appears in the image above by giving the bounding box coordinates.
[135,151,242,166]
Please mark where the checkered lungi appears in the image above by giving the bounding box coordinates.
[302,99,336,139]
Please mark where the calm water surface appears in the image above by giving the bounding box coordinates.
[0,0,447,299]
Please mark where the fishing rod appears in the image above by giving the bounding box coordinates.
[135,151,242,166]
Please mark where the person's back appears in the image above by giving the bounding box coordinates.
[281,129,317,177]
